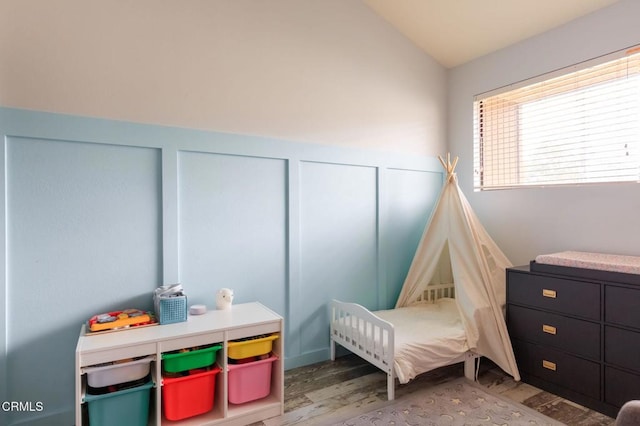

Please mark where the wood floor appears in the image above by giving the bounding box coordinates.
[259,354,616,425]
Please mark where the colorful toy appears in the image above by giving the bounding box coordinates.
[88,309,156,332]
[216,288,234,310]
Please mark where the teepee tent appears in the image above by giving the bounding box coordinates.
[396,154,520,381]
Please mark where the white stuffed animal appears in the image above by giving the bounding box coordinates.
[216,288,234,310]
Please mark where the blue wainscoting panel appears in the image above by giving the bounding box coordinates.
[0,107,442,425]
[5,136,162,426]
[384,169,443,307]
[298,161,378,358]
[177,151,287,316]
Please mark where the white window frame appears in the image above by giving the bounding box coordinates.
[473,45,640,191]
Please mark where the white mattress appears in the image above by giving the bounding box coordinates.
[374,298,468,384]
[535,251,640,275]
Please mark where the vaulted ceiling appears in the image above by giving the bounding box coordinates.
[363,0,619,68]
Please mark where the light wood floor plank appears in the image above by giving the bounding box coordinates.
[254,354,616,426]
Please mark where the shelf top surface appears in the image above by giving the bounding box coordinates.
[76,302,282,353]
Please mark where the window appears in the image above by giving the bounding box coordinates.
[473,45,640,191]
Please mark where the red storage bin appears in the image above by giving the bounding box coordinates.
[227,355,277,404]
[162,367,220,421]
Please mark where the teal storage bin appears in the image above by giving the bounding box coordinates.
[84,380,153,426]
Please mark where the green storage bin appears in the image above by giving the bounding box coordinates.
[84,380,153,426]
[162,345,222,373]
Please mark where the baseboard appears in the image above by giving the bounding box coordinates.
[284,348,332,370]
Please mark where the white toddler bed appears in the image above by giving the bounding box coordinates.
[330,283,478,400]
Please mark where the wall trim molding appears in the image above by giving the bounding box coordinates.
[0,107,443,425]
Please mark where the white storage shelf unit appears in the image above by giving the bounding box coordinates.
[75,302,284,426]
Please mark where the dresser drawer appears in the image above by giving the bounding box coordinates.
[605,366,640,408]
[508,305,600,360]
[507,271,600,320]
[605,326,640,373]
[513,339,600,400]
[605,286,640,329]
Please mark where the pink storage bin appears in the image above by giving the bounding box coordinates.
[227,355,277,404]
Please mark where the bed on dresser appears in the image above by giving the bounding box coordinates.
[534,251,640,276]
[507,250,640,418]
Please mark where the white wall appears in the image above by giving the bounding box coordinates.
[0,0,447,156]
[448,0,640,266]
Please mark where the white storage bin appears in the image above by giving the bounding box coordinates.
[85,356,153,388]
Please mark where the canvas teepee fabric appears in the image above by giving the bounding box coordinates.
[395,154,520,381]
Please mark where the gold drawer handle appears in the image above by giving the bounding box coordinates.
[542,289,557,298]
[542,360,557,371]
[542,324,557,335]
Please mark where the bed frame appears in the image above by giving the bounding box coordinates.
[330,283,478,400]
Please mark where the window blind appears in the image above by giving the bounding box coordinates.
[473,45,640,191]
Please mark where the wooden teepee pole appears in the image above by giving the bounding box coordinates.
[438,153,459,182]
